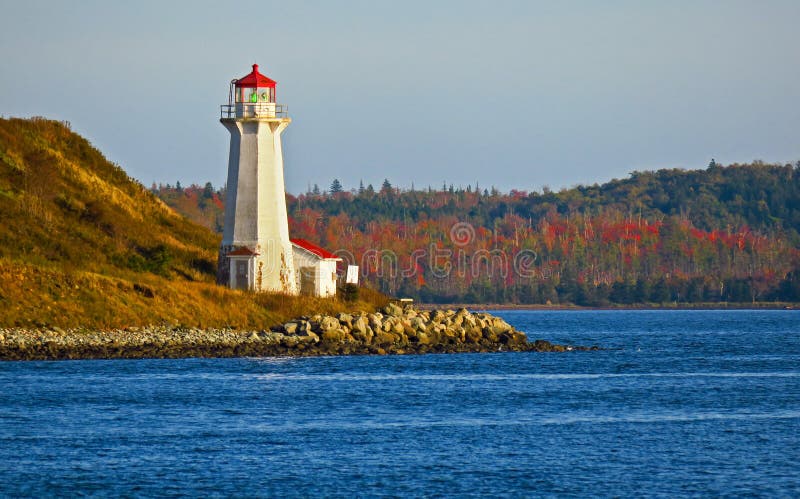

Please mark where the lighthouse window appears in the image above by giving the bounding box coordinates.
[249,91,258,103]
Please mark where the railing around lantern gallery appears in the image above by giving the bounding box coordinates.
[220,103,289,119]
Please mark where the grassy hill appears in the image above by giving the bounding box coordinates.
[0,117,385,328]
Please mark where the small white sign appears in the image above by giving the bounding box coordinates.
[345,265,359,284]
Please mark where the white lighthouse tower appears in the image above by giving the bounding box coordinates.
[217,64,297,294]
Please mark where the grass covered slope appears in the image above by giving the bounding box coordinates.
[0,117,387,328]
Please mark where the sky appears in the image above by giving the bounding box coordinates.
[1,0,798,194]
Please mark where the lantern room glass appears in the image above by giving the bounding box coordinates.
[235,87,274,103]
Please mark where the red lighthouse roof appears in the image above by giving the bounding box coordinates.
[234,64,276,88]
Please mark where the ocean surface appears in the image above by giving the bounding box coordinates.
[1,310,799,497]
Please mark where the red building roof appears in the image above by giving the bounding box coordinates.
[291,239,340,260]
[234,64,276,88]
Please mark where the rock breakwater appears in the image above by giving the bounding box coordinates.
[0,305,597,361]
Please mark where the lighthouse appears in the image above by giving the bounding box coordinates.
[217,64,297,294]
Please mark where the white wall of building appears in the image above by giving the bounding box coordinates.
[292,245,339,298]
[316,259,338,297]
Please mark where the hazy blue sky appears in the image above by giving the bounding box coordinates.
[1,1,798,194]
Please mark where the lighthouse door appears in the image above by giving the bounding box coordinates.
[235,261,249,290]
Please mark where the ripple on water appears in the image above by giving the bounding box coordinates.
[0,310,798,497]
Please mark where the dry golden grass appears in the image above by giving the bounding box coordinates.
[0,117,388,330]
[0,258,388,329]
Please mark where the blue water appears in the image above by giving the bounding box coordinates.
[1,310,799,497]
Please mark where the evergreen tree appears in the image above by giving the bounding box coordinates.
[650,278,671,303]
[330,178,343,194]
[312,184,321,196]
[202,182,214,199]
[381,179,393,194]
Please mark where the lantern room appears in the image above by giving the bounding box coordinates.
[221,64,287,119]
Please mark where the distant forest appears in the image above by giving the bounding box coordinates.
[155,161,800,305]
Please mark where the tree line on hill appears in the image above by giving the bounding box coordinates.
[154,160,800,304]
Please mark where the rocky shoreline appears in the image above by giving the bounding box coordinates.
[0,305,597,361]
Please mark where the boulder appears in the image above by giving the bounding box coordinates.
[281,336,299,348]
[319,316,340,332]
[410,317,427,331]
[391,320,405,335]
[352,316,368,333]
[491,318,512,334]
[337,313,353,327]
[415,331,432,345]
[352,329,374,344]
[465,327,482,344]
[283,322,299,335]
[368,313,383,330]
[321,329,346,344]
[499,331,527,346]
[383,303,403,316]
[440,327,458,340]
[424,328,441,344]
[265,332,283,344]
[374,331,398,346]
[482,327,499,343]
[297,331,319,343]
